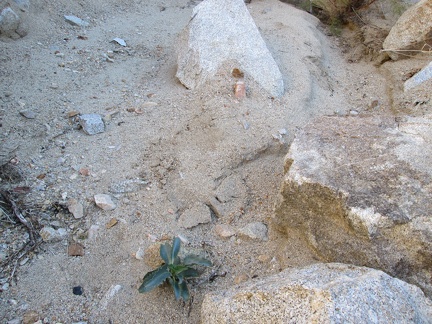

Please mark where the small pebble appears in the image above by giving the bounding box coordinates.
[72,286,83,295]
[94,194,116,210]
[19,110,37,119]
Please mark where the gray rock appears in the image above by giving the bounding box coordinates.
[273,115,432,297]
[178,202,212,228]
[13,0,30,12]
[94,194,116,211]
[64,15,89,27]
[201,263,432,323]
[238,222,268,241]
[68,199,84,219]
[79,114,105,135]
[404,60,432,91]
[19,109,37,119]
[383,0,432,60]
[214,224,236,238]
[176,0,284,97]
[39,226,68,242]
[0,7,20,38]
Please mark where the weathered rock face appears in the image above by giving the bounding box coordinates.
[175,0,284,97]
[201,263,432,323]
[404,60,432,91]
[383,0,432,60]
[273,116,432,297]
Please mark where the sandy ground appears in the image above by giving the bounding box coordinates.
[0,0,431,323]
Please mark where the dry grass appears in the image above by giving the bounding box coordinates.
[311,0,376,23]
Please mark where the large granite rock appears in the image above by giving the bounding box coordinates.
[175,0,284,97]
[201,263,432,323]
[273,115,432,297]
[383,0,432,60]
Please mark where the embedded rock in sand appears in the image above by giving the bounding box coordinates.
[201,263,432,323]
[273,115,432,297]
[175,0,284,97]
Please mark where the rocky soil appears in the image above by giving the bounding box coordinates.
[0,0,430,323]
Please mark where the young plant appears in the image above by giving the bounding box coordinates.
[138,237,212,301]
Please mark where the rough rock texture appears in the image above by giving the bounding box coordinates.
[178,202,212,228]
[404,60,432,91]
[201,263,432,323]
[175,0,284,97]
[273,115,432,297]
[383,0,432,60]
[0,7,20,38]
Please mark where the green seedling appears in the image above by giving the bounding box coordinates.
[138,237,212,301]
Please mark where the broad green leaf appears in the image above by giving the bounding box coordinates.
[172,279,190,301]
[183,254,212,267]
[179,281,190,301]
[138,264,170,293]
[160,242,172,264]
[181,268,199,278]
[171,237,181,261]
[172,279,181,300]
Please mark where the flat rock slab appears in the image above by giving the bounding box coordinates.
[201,263,432,323]
[404,60,432,91]
[273,115,432,297]
[383,0,432,60]
[176,0,284,97]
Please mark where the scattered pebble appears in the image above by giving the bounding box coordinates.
[68,199,84,219]
[134,247,145,260]
[94,194,116,210]
[39,226,68,242]
[64,15,89,27]
[234,80,246,99]
[22,310,39,324]
[112,37,127,47]
[79,168,90,176]
[214,224,236,239]
[19,109,37,119]
[238,222,268,241]
[79,114,105,135]
[144,243,163,268]
[19,257,29,266]
[257,254,272,263]
[68,242,84,256]
[72,286,83,295]
[106,218,118,229]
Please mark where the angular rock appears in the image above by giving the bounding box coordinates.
[79,114,105,135]
[201,263,432,323]
[39,226,67,242]
[404,60,432,91]
[383,0,432,60]
[94,194,116,211]
[0,7,20,38]
[214,224,236,238]
[238,222,268,241]
[178,202,212,228]
[68,242,84,256]
[64,15,89,27]
[68,198,84,219]
[176,0,284,97]
[273,115,432,297]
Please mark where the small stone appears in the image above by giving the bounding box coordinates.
[72,286,83,295]
[234,273,249,285]
[7,319,21,324]
[2,282,9,291]
[234,80,246,99]
[19,109,37,119]
[134,247,145,260]
[112,37,127,47]
[142,101,158,107]
[68,199,84,219]
[79,168,90,176]
[68,242,84,256]
[0,7,20,38]
[22,311,39,324]
[64,15,89,27]
[178,202,212,228]
[67,111,80,118]
[19,257,29,265]
[50,83,59,89]
[214,224,236,239]
[94,194,116,210]
[238,222,268,241]
[79,114,105,135]
[99,284,122,309]
[39,226,67,242]
[106,218,118,229]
